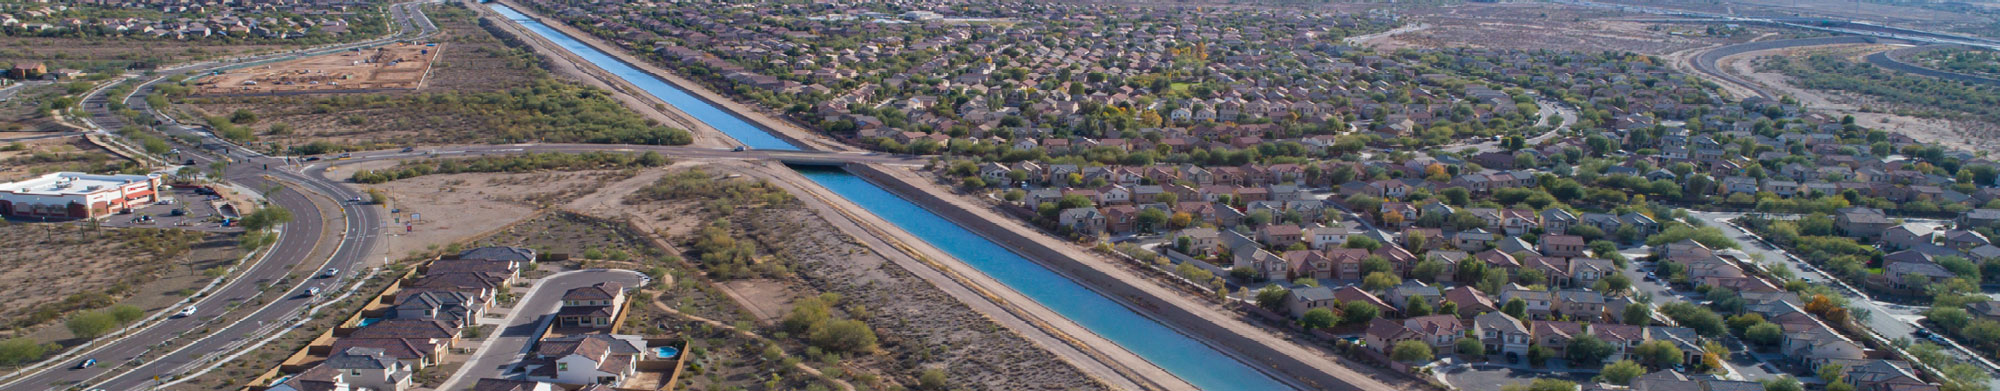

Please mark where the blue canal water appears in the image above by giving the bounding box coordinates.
[793,167,1293,391]
[490,5,798,151]
[489,3,1294,390]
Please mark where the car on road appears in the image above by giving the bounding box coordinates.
[300,287,321,298]
[185,159,197,165]
[74,358,95,369]
[175,306,196,318]
[320,268,339,278]
[732,146,749,152]
[401,147,416,152]
[303,156,321,162]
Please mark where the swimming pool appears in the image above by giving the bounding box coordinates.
[355,317,382,327]
[654,346,678,359]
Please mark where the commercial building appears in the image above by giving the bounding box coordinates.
[0,172,161,219]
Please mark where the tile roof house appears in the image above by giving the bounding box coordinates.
[558,282,625,329]
[1332,285,1395,316]
[392,290,481,328]
[1364,315,1464,353]
[323,346,414,391]
[1532,321,1584,354]
[1441,286,1497,318]
[1540,235,1587,258]
[524,334,648,387]
[1841,359,1940,391]
[266,361,348,391]
[1284,285,1337,318]
[1473,312,1530,357]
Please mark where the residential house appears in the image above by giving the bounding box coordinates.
[557,283,624,329]
[1284,285,1338,318]
[1540,235,1586,258]
[1474,312,1532,357]
[324,347,414,391]
[1441,286,1497,318]
[1364,315,1464,353]
[523,334,647,386]
[1836,207,1894,239]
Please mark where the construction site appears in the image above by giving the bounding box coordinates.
[190,42,444,95]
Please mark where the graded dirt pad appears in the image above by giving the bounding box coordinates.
[189,42,444,95]
[358,167,638,260]
[0,224,241,342]
[1380,3,1771,54]
[0,138,136,183]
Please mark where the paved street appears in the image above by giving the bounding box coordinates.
[436,269,645,390]
[1686,211,2000,391]
[0,3,439,390]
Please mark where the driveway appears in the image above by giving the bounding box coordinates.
[435,268,645,390]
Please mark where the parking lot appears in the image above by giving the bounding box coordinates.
[94,186,244,232]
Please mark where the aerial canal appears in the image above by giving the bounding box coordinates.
[489,4,1295,390]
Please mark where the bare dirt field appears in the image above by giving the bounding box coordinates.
[354,163,643,262]
[1374,3,1751,54]
[1723,44,2000,152]
[0,224,241,345]
[164,3,598,153]
[0,137,139,183]
[189,42,443,95]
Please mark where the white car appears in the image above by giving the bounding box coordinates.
[175,306,197,318]
[320,268,339,278]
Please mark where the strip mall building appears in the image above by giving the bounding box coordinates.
[0,172,161,219]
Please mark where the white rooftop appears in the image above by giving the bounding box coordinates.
[0,172,157,197]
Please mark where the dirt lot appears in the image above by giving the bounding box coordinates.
[350,159,646,262]
[0,223,242,346]
[1724,44,2000,152]
[1373,3,1755,54]
[0,137,141,183]
[190,42,443,95]
[164,3,576,152]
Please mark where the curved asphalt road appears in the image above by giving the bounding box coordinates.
[0,2,435,390]
[434,269,646,390]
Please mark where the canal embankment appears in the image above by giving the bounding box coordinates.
[488,0,851,152]
[478,2,1395,390]
[845,164,1406,391]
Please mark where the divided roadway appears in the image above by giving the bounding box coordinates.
[0,2,434,390]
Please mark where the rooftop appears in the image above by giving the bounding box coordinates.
[0,172,157,196]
